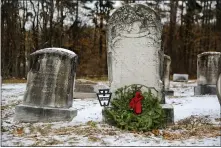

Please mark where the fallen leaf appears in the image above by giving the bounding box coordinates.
[16,127,24,135]
[152,129,160,136]
[162,131,172,140]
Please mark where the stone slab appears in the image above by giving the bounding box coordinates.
[73,92,97,99]
[194,85,217,95]
[14,104,77,123]
[164,90,174,96]
[173,74,189,82]
[74,84,95,93]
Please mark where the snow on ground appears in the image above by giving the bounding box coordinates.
[168,81,220,122]
[1,81,221,146]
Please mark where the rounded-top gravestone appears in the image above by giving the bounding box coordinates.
[217,73,221,106]
[197,52,221,85]
[15,48,78,122]
[106,3,174,125]
[107,3,164,101]
[194,52,221,95]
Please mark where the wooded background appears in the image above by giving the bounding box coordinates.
[1,0,221,79]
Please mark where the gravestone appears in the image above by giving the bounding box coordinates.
[194,52,221,95]
[73,80,109,99]
[107,3,164,101]
[217,73,221,106]
[163,55,174,96]
[15,48,78,122]
[73,82,96,99]
[173,74,189,82]
[107,4,174,124]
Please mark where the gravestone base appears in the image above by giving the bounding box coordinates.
[14,104,77,123]
[102,104,174,125]
[161,104,174,125]
[164,90,174,96]
[194,85,217,95]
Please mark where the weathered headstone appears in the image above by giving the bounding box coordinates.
[163,55,174,96]
[107,4,174,124]
[217,73,221,106]
[194,52,221,95]
[107,3,164,101]
[173,74,189,82]
[15,48,78,122]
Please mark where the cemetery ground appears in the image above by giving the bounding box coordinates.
[1,80,221,146]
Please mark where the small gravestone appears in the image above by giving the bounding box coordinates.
[194,52,221,95]
[15,48,78,122]
[73,82,96,99]
[173,74,189,82]
[107,4,174,124]
[163,55,174,96]
[73,80,109,99]
[217,74,221,106]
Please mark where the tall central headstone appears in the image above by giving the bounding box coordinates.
[107,4,164,101]
[15,48,78,122]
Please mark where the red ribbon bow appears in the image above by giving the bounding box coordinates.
[129,91,144,114]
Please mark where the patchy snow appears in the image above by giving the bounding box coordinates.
[31,48,77,58]
[166,96,220,122]
[93,82,110,93]
[1,83,26,106]
[168,81,220,123]
[1,81,221,146]
[71,99,103,124]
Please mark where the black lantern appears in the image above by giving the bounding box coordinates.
[97,89,112,107]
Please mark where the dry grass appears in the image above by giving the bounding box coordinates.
[88,135,101,142]
[2,78,27,83]
[2,77,107,84]
[77,76,108,82]
[161,115,221,140]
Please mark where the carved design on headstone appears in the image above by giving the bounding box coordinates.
[194,52,221,95]
[108,4,162,42]
[107,4,164,101]
[15,48,78,122]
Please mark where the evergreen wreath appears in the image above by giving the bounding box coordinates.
[103,84,166,132]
